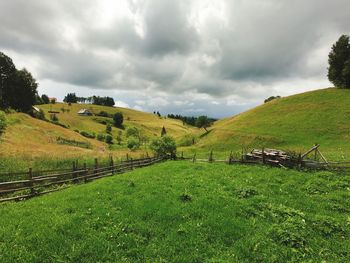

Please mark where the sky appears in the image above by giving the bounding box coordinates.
[0,0,349,118]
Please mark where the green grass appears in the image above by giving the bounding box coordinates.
[1,161,349,262]
[193,88,350,160]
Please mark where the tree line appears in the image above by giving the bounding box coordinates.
[63,93,115,107]
[167,114,216,129]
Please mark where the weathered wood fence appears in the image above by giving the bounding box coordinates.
[179,145,350,171]
[0,156,164,203]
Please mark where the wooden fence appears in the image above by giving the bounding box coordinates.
[179,146,350,171]
[0,156,164,203]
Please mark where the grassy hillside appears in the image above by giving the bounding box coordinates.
[38,103,197,142]
[1,161,349,262]
[194,88,350,160]
[0,104,198,171]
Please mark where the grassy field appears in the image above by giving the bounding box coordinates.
[1,161,349,262]
[190,88,350,160]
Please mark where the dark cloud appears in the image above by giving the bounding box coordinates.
[0,0,349,117]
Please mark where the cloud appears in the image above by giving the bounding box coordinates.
[0,0,349,118]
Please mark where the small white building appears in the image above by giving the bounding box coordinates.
[77,109,93,116]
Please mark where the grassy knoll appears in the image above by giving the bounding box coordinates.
[191,88,350,160]
[1,161,349,262]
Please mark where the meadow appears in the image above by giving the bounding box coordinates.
[1,161,349,262]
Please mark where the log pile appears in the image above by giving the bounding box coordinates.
[245,148,294,168]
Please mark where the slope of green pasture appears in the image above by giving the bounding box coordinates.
[194,88,350,160]
[1,161,349,262]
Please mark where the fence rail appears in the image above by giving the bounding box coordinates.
[0,156,164,203]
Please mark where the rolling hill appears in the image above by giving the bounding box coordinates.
[194,88,350,160]
[0,103,198,171]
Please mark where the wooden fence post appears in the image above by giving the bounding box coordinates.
[72,161,77,183]
[208,150,213,162]
[192,153,196,163]
[110,155,114,174]
[94,158,98,174]
[83,162,88,183]
[228,151,233,165]
[28,168,35,196]
[262,148,266,164]
[181,151,184,159]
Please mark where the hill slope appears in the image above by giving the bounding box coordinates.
[196,88,350,159]
[1,161,348,262]
[38,103,197,142]
[0,104,198,170]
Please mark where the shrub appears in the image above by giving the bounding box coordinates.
[116,131,122,145]
[97,134,105,142]
[80,131,95,139]
[106,123,112,134]
[32,109,46,120]
[126,126,139,138]
[0,111,6,134]
[50,113,58,122]
[97,111,110,118]
[113,112,123,127]
[105,134,113,144]
[150,136,176,158]
[127,136,140,151]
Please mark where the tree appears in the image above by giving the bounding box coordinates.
[105,134,113,144]
[116,130,122,145]
[328,35,350,88]
[196,115,211,132]
[0,52,16,109]
[63,93,78,103]
[0,110,6,135]
[113,112,123,127]
[41,94,50,104]
[106,123,112,134]
[127,136,140,151]
[4,68,38,112]
[150,136,176,158]
[161,126,166,137]
[264,96,281,103]
[126,126,139,138]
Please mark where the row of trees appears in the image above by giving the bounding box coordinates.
[63,93,115,107]
[167,114,215,130]
[328,34,350,88]
[0,52,39,112]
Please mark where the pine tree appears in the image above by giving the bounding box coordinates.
[161,126,166,137]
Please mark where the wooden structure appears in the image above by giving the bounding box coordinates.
[0,156,164,203]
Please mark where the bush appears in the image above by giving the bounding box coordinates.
[96,111,111,118]
[126,126,139,138]
[106,123,112,134]
[113,112,124,127]
[50,113,59,122]
[150,136,176,158]
[0,111,6,134]
[105,134,113,144]
[32,109,46,120]
[127,136,140,151]
[97,134,105,142]
[80,131,95,139]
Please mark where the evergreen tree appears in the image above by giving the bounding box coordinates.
[161,126,166,137]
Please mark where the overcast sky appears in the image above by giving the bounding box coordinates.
[0,0,349,118]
